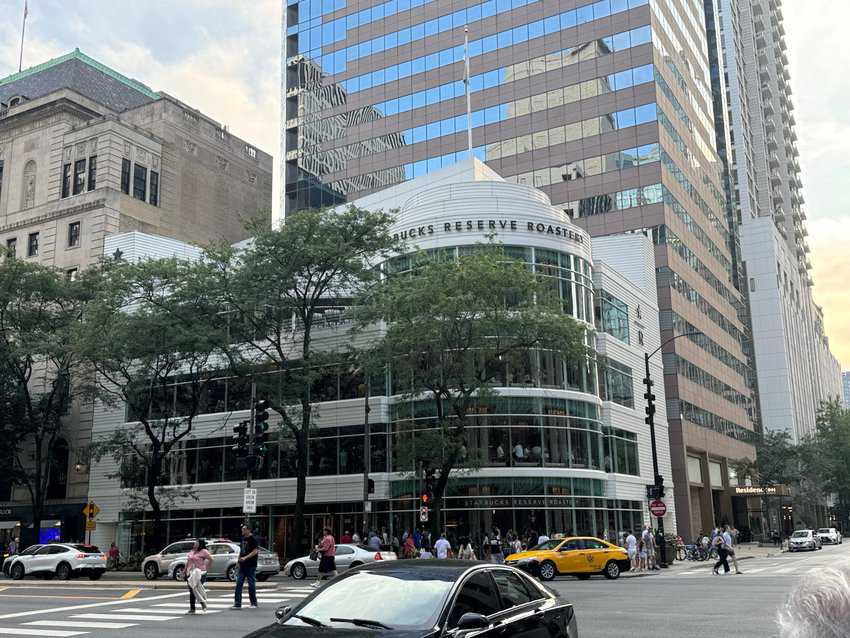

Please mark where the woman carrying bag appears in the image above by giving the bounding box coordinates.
[186,539,213,613]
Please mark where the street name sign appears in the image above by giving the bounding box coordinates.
[243,488,257,514]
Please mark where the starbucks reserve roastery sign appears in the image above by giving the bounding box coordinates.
[393,218,586,244]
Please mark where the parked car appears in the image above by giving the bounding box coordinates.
[2,544,43,578]
[283,544,396,580]
[817,527,842,545]
[143,539,279,581]
[8,543,106,580]
[169,541,280,582]
[505,536,631,581]
[247,561,578,637]
[789,529,822,552]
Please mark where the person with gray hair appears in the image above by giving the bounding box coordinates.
[777,560,850,637]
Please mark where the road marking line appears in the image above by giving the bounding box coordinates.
[113,608,220,615]
[120,589,141,600]
[0,630,88,637]
[70,614,177,622]
[154,603,231,609]
[24,622,136,630]
[0,592,187,621]
[0,596,112,602]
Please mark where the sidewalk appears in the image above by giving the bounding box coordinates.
[665,542,782,571]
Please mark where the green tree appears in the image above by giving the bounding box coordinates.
[76,258,231,545]
[356,244,593,535]
[730,430,799,486]
[805,401,850,531]
[0,255,92,544]
[202,207,399,554]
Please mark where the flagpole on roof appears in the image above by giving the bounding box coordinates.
[463,25,472,155]
[18,0,28,73]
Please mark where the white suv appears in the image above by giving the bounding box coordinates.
[8,543,106,580]
[817,528,843,545]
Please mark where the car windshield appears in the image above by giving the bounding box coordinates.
[290,570,454,629]
[71,544,100,553]
[791,531,809,538]
[818,529,831,534]
[532,539,563,551]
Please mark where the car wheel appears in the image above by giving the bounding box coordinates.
[290,563,307,580]
[257,573,270,582]
[172,565,185,581]
[603,560,621,580]
[576,574,591,580]
[11,563,25,580]
[538,561,556,581]
[89,571,103,581]
[56,563,71,580]
[143,562,159,580]
[349,561,363,570]
[227,565,238,582]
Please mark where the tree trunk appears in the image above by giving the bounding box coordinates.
[148,452,163,548]
[293,423,309,557]
[429,459,454,537]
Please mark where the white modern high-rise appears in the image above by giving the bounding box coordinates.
[842,372,850,410]
[706,0,842,444]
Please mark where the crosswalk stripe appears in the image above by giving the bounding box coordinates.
[0,630,88,637]
[154,603,231,609]
[24,622,136,630]
[114,608,221,615]
[70,614,178,622]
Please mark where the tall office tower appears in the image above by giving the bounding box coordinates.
[842,372,850,410]
[283,0,758,537]
[707,0,842,444]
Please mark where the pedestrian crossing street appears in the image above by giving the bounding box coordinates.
[0,586,317,637]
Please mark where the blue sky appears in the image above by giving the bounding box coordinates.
[1,0,847,367]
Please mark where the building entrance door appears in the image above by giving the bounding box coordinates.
[273,513,333,560]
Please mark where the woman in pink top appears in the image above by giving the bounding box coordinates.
[315,527,337,585]
[185,539,213,613]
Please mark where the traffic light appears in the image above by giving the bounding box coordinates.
[368,478,375,494]
[254,399,270,456]
[422,468,436,504]
[232,420,249,455]
[644,383,656,427]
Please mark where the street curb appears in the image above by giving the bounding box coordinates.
[0,579,280,590]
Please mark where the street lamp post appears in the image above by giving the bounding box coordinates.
[361,376,371,537]
[643,331,702,567]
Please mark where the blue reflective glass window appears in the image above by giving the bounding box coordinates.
[386,0,397,14]
[484,105,500,124]
[425,19,438,36]
[471,109,485,128]
[469,39,483,56]
[385,32,398,49]
[457,114,469,132]
[482,0,496,17]
[426,52,439,68]
[427,157,442,172]
[611,0,628,11]
[612,69,629,90]
[412,126,426,144]
[321,0,334,14]
[412,56,426,75]
[426,86,440,104]
[399,60,412,78]
[441,118,455,136]
[635,103,657,124]
[334,20,346,41]
[385,64,398,83]
[387,98,400,115]
[412,91,426,109]
[615,108,636,129]
[452,44,463,61]
[632,25,651,45]
[374,69,385,85]
[628,0,648,6]
[440,84,453,101]
[482,34,498,53]
[512,24,528,43]
[334,51,346,73]
[528,19,544,39]
[412,23,425,40]
[497,30,512,48]
[612,30,630,50]
[398,0,409,11]
[372,3,385,19]
[398,28,411,46]
[633,64,653,84]
[576,4,594,24]
[544,15,560,33]
[358,41,371,57]
[467,4,481,22]
[497,0,511,12]
[483,69,499,88]
[469,74,484,91]
[334,0,345,11]
[426,122,441,139]
[593,0,611,19]
[439,49,453,66]
[413,160,426,177]
[321,23,334,44]
[438,14,452,31]
[560,10,577,28]
[346,13,358,28]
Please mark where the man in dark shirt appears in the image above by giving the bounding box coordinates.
[232,524,259,609]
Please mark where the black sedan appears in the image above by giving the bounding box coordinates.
[246,560,578,637]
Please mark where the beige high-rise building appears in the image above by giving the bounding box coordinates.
[0,49,272,543]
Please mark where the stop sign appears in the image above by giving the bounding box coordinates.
[649,500,667,517]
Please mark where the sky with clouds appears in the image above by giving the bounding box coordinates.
[0,0,847,368]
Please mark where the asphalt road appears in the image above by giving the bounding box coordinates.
[0,542,847,638]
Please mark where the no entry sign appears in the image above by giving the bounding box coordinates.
[649,500,667,517]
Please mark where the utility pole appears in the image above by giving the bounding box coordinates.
[361,377,371,536]
[245,381,256,529]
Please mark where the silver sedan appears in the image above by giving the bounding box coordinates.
[283,544,396,580]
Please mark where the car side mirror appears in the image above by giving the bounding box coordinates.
[457,613,490,630]
[275,605,291,622]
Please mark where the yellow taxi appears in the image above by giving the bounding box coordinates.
[505,536,631,581]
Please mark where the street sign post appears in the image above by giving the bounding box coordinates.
[86,519,96,531]
[243,488,257,514]
[419,506,429,522]
[649,500,667,518]
[82,502,100,518]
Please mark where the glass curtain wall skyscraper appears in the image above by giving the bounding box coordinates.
[282,0,757,538]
